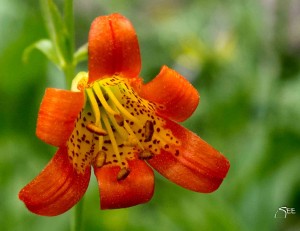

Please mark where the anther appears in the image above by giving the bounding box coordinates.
[114,114,124,126]
[77,78,88,91]
[86,123,108,136]
[138,150,154,160]
[94,151,106,168]
[144,120,154,142]
[71,72,88,92]
[117,167,130,181]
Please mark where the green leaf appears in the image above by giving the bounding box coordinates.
[22,39,61,69]
[74,43,88,65]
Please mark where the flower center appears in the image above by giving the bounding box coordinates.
[67,73,181,178]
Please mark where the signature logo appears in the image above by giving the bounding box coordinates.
[274,206,296,218]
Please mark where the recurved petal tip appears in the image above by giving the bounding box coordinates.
[94,159,154,209]
[147,119,230,193]
[36,88,84,147]
[19,146,91,216]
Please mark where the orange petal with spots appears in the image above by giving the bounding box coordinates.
[140,65,200,122]
[36,88,84,147]
[94,159,154,209]
[147,119,230,193]
[88,13,141,83]
[19,146,91,216]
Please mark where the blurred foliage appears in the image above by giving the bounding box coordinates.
[0,0,299,230]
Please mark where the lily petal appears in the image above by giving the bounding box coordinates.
[88,13,141,83]
[36,88,84,147]
[140,65,200,122]
[19,146,91,216]
[94,159,154,209]
[147,119,230,193]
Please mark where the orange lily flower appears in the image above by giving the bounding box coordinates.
[19,13,230,216]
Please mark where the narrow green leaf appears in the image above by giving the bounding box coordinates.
[74,43,88,65]
[22,39,61,69]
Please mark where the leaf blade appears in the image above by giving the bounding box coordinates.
[22,39,61,69]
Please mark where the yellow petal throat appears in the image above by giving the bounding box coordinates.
[67,73,181,177]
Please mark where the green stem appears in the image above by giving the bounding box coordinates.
[63,63,75,88]
[63,0,75,88]
[64,0,74,40]
[64,0,75,63]
[63,2,84,231]
[71,198,84,231]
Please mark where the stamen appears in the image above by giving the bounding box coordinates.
[93,83,118,115]
[103,86,141,126]
[138,150,154,160]
[114,114,124,126]
[117,167,130,181]
[71,72,88,92]
[86,123,108,136]
[98,136,104,152]
[94,151,106,168]
[86,88,101,126]
[106,112,128,140]
[102,112,122,165]
[144,120,154,142]
[123,121,144,150]
[105,103,128,139]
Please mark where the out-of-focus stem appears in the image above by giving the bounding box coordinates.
[71,198,84,231]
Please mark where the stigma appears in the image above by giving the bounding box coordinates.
[67,72,181,179]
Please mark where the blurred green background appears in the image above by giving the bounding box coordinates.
[1,0,299,230]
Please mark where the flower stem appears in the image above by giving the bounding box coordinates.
[71,198,84,231]
[63,0,75,88]
[63,63,75,88]
[64,0,75,57]
[63,1,84,230]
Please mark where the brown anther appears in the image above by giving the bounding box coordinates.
[114,114,124,126]
[117,167,130,181]
[93,151,106,168]
[86,123,108,136]
[138,150,154,160]
[144,120,154,142]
